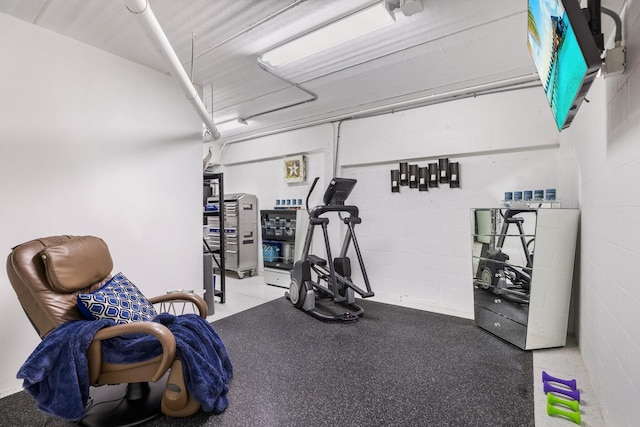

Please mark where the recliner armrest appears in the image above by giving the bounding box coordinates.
[90,322,176,383]
[149,292,208,318]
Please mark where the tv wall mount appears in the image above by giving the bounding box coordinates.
[585,0,626,76]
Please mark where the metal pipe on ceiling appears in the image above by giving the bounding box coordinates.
[125,0,220,140]
[219,73,541,147]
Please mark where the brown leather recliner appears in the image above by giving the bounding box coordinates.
[6,235,208,426]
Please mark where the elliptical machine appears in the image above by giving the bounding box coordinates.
[477,209,534,304]
[285,177,374,322]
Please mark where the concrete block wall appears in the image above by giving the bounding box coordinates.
[337,86,578,318]
[211,86,579,319]
[568,1,640,424]
[208,125,336,274]
[343,147,573,318]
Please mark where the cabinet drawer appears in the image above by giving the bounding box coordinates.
[473,288,528,325]
[205,236,219,248]
[474,305,527,349]
[224,216,238,226]
[207,217,239,227]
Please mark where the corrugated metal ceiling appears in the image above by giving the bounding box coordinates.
[0,0,625,142]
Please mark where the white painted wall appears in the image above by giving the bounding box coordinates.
[210,85,579,319]
[338,87,578,318]
[0,13,202,397]
[566,1,640,424]
[215,124,334,206]
[208,125,336,274]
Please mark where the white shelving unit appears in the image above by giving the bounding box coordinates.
[260,209,308,288]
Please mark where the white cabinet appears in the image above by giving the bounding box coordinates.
[261,209,309,288]
[471,208,579,349]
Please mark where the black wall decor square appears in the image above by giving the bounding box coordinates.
[418,167,428,191]
[399,162,409,186]
[390,169,400,192]
[438,158,449,183]
[391,158,461,193]
[428,163,439,188]
[449,162,460,188]
[409,164,419,188]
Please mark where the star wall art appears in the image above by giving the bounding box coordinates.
[284,155,306,183]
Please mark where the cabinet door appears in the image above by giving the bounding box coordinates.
[260,210,297,270]
[471,209,536,349]
[472,209,536,307]
[525,209,579,349]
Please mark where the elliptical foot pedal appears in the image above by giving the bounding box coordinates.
[342,312,358,322]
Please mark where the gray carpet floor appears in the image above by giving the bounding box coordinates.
[0,297,533,427]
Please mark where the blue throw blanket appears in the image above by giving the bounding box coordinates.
[17,313,233,421]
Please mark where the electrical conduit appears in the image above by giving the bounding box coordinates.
[125,0,220,140]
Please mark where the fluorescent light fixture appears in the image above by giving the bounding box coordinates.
[215,119,248,133]
[260,2,395,68]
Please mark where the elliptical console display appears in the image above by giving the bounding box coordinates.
[286,177,374,322]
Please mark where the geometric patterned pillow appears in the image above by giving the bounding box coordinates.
[77,272,157,324]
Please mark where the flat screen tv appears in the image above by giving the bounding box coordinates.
[527,0,602,130]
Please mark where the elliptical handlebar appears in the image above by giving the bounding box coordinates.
[309,204,359,219]
[306,176,320,216]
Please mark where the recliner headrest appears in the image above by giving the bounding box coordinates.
[39,235,113,292]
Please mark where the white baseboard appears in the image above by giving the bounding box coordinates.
[369,292,474,320]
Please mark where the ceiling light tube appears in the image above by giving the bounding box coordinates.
[260,2,395,68]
